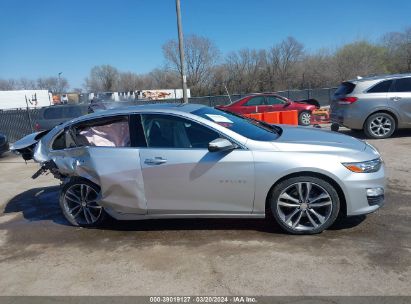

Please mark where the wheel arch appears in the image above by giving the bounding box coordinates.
[265,171,347,217]
[363,109,399,130]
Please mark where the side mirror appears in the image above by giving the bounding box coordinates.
[208,138,237,152]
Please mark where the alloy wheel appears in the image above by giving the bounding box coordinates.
[62,183,102,225]
[369,116,392,137]
[276,182,333,232]
[300,112,311,126]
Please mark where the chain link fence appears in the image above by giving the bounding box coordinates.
[0,88,337,143]
[0,108,41,142]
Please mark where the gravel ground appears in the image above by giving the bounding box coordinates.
[0,127,410,296]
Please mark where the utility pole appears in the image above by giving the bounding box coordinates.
[175,0,188,103]
[58,72,63,95]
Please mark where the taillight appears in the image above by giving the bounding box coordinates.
[338,97,358,104]
[34,123,41,131]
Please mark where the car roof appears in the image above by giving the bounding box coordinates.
[70,103,207,123]
[246,92,284,96]
[348,73,411,83]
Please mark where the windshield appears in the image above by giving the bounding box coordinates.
[192,107,281,141]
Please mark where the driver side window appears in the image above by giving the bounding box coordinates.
[141,114,220,149]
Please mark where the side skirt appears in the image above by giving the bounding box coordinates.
[105,209,266,221]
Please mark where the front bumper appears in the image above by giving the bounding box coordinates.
[342,165,385,216]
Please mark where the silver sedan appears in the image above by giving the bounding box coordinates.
[12,104,385,234]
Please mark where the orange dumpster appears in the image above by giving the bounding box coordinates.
[280,110,298,125]
[249,113,263,121]
[262,112,280,124]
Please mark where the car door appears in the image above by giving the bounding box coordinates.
[390,77,411,126]
[137,113,255,215]
[50,115,147,215]
[241,96,266,113]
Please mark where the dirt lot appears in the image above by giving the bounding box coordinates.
[0,128,410,296]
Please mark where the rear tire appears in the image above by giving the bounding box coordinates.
[60,178,107,227]
[331,123,340,132]
[269,176,340,235]
[364,112,395,139]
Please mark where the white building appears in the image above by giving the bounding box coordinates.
[0,90,52,110]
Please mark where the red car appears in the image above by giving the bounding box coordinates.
[216,93,318,126]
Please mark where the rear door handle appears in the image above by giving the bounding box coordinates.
[390,96,402,101]
[144,157,167,165]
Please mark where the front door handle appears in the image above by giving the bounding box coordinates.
[390,96,402,101]
[144,157,167,165]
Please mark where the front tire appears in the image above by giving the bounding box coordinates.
[60,178,107,227]
[364,112,395,139]
[269,176,340,234]
[298,111,311,126]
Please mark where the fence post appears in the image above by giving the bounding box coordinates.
[287,90,290,99]
[25,95,34,133]
[328,88,332,105]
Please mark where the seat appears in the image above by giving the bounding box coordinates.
[148,122,173,147]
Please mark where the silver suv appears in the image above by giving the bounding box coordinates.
[331,73,411,138]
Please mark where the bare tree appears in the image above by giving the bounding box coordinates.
[382,27,411,73]
[334,41,387,81]
[118,72,142,91]
[85,65,119,92]
[147,68,180,89]
[18,78,36,90]
[300,49,337,88]
[36,76,69,93]
[162,34,220,95]
[0,79,18,90]
[224,48,266,93]
[266,37,304,90]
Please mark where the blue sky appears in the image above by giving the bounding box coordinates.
[1,0,411,88]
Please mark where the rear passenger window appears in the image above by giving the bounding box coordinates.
[393,78,411,92]
[335,82,356,95]
[74,116,130,147]
[367,80,393,93]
